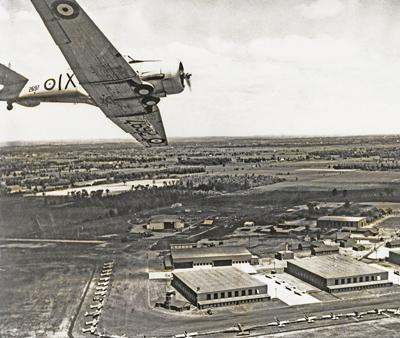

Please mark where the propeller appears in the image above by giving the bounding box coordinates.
[184,72,192,91]
[179,61,192,91]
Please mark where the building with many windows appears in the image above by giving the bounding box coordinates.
[317,216,367,229]
[172,267,269,308]
[286,255,391,293]
[170,246,252,269]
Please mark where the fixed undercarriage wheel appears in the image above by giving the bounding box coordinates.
[142,96,160,107]
[6,102,13,111]
[134,84,154,96]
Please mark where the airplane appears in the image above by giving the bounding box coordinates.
[95,290,107,296]
[100,272,112,277]
[96,286,108,291]
[267,317,289,327]
[84,309,102,318]
[85,318,99,326]
[82,326,96,334]
[97,281,109,287]
[102,269,113,273]
[235,323,250,336]
[93,296,104,302]
[175,331,198,338]
[304,314,316,323]
[90,302,104,310]
[0,0,192,147]
[386,308,400,315]
[99,277,111,282]
[321,312,339,320]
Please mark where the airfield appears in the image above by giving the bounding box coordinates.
[2,135,400,337]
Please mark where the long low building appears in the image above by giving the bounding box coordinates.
[317,216,367,228]
[172,266,269,308]
[171,246,252,269]
[286,255,391,293]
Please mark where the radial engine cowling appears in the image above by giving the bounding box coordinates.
[162,62,186,95]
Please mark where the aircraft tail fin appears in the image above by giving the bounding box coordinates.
[0,63,28,101]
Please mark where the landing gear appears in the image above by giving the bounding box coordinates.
[141,96,160,107]
[6,102,13,111]
[134,83,154,96]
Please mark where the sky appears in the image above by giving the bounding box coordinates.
[1,0,400,141]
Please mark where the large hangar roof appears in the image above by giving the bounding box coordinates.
[288,255,384,279]
[173,267,265,293]
[171,246,251,261]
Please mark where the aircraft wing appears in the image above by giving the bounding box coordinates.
[31,0,168,146]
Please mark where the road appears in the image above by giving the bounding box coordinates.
[0,238,105,244]
[163,294,400,337]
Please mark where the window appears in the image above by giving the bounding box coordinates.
[335,279,339,285]
[341,279,345,284]
[248,289,253,295]
[371,275,375,281]
[347,278,351,283]
[241,290,246,296]
[235,291,239,297]
[207,294,211,300]
[213,293,218,299]
[228,291,232,297]
[353,277,357,283]
[366,276,369,282]
[359,277,363,282]
[221,292,225,298]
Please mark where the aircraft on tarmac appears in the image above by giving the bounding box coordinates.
[81,326,96,334]
[84,309,102,318]
[90,302,104,310]
[0,0,191,147]
[95,290,107,296]
[96,286,108,291]
[85,318,99,326]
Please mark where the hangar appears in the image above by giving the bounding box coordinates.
[147,215,185,231]
[170,246,252,269]
[286,255,391,293]
[172,266,269,308]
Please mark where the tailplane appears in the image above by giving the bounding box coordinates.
[0,63,28,102]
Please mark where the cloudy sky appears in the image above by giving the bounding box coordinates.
[1,0,400,142]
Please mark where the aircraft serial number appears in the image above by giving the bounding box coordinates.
[29,85,40,92]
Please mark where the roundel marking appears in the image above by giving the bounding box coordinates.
[148,138,165,144]
[52,0,80,19]
[44,78,56,91]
